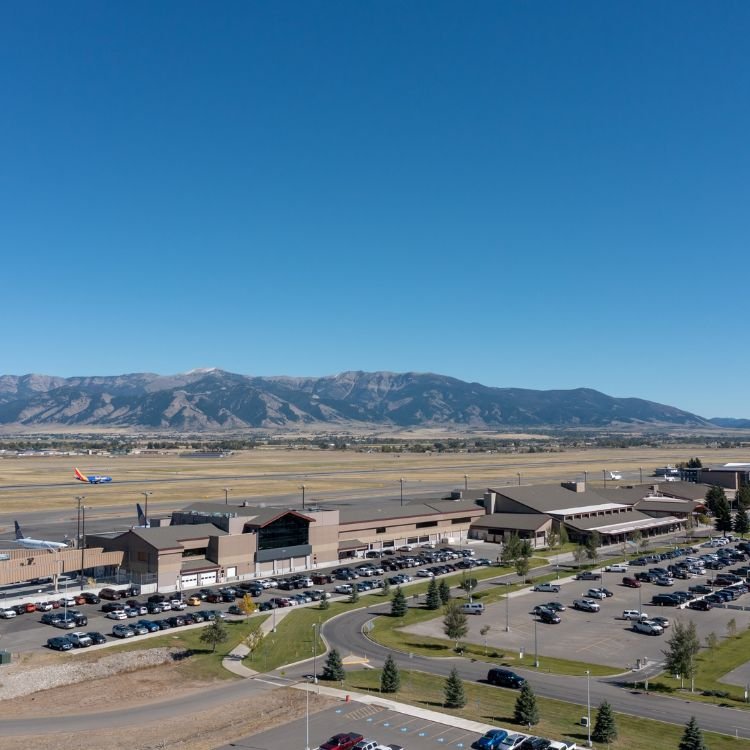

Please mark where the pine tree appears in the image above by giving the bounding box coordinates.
[705,485,727,516]
[391,586,408,618]
[443,666,466,708]
[502,534,522,566]
[322,648,345,681]
[443,600,468,647]
[349,585,360,603]
[734,508,750,537]
[714,495,733,536]
[679,716,708,750]
[592,700,618,745]
[513,682,539,727]
[426,577,441,610]
[438,579,451,605]
[380,654,401,693]
[585,531,601,563]
[737,485,750,514]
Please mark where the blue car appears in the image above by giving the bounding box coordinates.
[472,729,509,750]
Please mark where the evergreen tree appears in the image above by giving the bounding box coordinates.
[592,700,618,744]
[705,485,727,516]
[679,716,708,750]
[513,682,539,727]
[443,600,468,647]
[349,585,360,603]
[426,577,441,610]
[322,648,345,681]
[443,666,466,708]
[734,507,750,537]
[391,586,408,618]
[438,579,451,605]
[199,619,229,653]
[714,495,733,536]
[736,485,750,514]
[380,654,401,693]
[662,620,700,689]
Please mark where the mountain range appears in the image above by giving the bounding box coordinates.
[0,369,726,432]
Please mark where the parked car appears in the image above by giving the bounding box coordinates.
[622,609,648,621]
[47,636,73,651]
[107,609,127,620]
[0,608,17,619]
[319,733,365,750]
[82,592,100,604]
[622,577,641,588]
[538,608,561,624]
[86,631,107,644]
[575,571,601,581]
[472,729,510,750]
[573,599,600,612]
[112,624,136,638]
[604,563,629,572]
[68,631,93,647]
[633,619,664,635]
[688,599,712,611]
[532,583,560,593]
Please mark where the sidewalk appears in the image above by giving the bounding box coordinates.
[222,607,292,677]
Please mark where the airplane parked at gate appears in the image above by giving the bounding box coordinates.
[74,467,112,484]
[14,521,68,549]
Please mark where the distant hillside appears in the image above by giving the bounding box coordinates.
[709,417,750,429]
[0,369,711,431]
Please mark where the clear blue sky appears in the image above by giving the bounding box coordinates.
[2,2,748,418]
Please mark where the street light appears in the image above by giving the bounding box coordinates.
[223,487,231,505]
[517,472,521,486]
[80,505,89,590]
[586,669,592,747]
[464,474,468,492]
[505,583,510,632]
[300,484,306,510]
[399,478,404,506]
[75,495,86,550]
[312,622,319,687]
[534,618,539,668]
[141,491,152,527]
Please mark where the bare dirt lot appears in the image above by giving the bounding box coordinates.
[1,659,335,749]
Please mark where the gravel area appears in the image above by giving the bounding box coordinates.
[0,647,181,700]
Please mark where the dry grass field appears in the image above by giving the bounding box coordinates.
[0,444,746,514]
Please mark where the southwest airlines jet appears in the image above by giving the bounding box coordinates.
[14,521,68,550]
[74,467,112,484]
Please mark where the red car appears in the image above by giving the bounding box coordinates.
[622,576,641,588]
[319,733,365,750]
[24,602,37,613]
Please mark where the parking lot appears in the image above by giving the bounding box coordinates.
[405,555,750,670]
[216,700,493,750]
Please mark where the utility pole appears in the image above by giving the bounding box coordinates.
[75,495,86,551]
[300,484,306,510]
[223,487,231,505]
[400,478,404,506]
[80,504,88,590]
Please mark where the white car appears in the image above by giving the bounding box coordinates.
[68,631,93,647]
[107,610,127,620]
[633,619,664,635]
[0,608,17,619]
[416,569,434,578]
[573,598,600,612]
[586,588,607,599]
[170,599,187,610]
[622,609,648,621]
[334,584,353,594]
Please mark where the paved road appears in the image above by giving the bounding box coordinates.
[312,600,750,740]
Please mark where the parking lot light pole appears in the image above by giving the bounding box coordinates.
[586,669,592,747]
[80,505,88,590]
[223,487,231,505]
[305,678,310,750]
[75,495,86,550]
[400,478,404,506]
[300,484,306,510]
[505,584,510,632]
[534,619,539,668]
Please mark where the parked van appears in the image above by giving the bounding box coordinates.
[460,602,485,615]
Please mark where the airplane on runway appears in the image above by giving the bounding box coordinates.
[74,467,112,484]
[608,471,622,481]
[14,521,68,549]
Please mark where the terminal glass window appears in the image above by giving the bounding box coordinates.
[258,514,309,551]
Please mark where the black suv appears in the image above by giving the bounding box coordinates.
[487,668,526,688]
